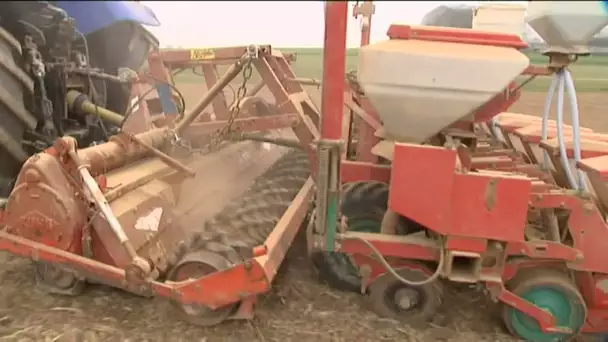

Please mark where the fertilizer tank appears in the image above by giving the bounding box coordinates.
[526,1,608,54]
[356,25,530,143]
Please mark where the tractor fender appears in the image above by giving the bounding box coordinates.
[55,1,161,35]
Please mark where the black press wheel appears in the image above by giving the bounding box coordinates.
[367,264,443,322]
[312,181,425,292]
[167,251,238,327]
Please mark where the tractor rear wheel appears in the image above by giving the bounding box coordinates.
[311,181,425,292]
[0,27,36,198]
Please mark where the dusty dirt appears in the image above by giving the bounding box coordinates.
[0,83,606,342]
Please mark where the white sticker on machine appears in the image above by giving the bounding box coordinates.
[135,207,163,232]
[130,96,140,113]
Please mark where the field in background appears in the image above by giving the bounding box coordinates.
[174,48,608,93]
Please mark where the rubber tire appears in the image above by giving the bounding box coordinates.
[0,27,36,197]
[367,264,443,322]
[312,181,425,293]
[502,268,587,342]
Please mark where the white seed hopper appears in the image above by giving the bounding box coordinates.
[357,25,529,143]
[472,3,527,37]
[527,1,608,54]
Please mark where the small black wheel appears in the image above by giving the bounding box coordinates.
[367,264,443,322]
[167,251,238,327]
[501,268,586,342]
[34,262,86,296]
[312,181,425,292]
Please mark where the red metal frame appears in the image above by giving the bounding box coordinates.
[124,45,311,142]
[319,3,348,142]
[387,24,529,48]
[0,179,314,311]
[0,42,320,323]
[319,1,608,336]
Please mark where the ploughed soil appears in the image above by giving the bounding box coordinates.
[0,84,605,342]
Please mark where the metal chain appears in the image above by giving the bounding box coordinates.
[216,58,253,142]
[346,70,363,95]
[176,56,254,155]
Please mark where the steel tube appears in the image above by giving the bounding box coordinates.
[66,90,125,125]
[78,129,170,174]
[555,71,578,189]
[564,70,587,191]
[174,60,245,135]
[319,2,349,141]
[72,58,247,175]
[541,75,558,168]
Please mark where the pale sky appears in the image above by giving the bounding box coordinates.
[141,1,526,48]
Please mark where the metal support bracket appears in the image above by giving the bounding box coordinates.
[314,139,343,253]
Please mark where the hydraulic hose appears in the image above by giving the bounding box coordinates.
[543,68,586,191]
[341,233,445,287]
[564,69,587,191]
[541,75,558,169]
[555,71,579,189]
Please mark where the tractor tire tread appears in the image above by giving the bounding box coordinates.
[0,27,36,197]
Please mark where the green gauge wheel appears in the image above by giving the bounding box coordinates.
[502,269,587,342]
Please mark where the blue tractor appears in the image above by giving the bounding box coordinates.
[0,1,160,198]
